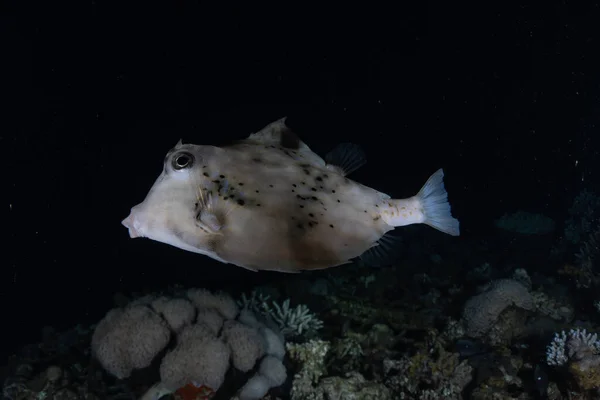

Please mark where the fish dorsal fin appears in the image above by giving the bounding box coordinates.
[245,117,326,166]
[325,143,367,176]
[246,117,304,149]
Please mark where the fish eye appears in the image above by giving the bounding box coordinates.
[172,152,194,170]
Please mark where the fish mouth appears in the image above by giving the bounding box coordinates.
[122,213,143,238]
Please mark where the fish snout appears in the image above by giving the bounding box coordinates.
[122,207,145,238]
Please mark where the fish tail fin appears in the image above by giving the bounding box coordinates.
[415,169,460,236]
[381,169,460,236]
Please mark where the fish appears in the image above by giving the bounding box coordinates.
[121,117,460,272]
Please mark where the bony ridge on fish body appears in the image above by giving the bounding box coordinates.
[122,117,460,273]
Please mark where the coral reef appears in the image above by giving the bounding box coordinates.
[546,328,600,391]
[461,279,534,344]
[382,331,473,399]
[6,231,600,400]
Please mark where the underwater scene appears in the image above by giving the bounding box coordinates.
[6,2,600,400]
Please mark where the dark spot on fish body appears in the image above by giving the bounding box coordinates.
[203,172,209,177]
[308,213,315,217]
[311,196,318,201]
[373,216,381,221]
[238,182,244,186]
[329,224,334,228]
[316,176,323,182]
[269,184,274,188]
[299,205,304,208]
[237,199,245,206]
[337,199,341,203]
[252,157,262,163]
[331,190,336,193]
[256,203,261,207]
[255,190,260,193]
[311,187,317,192]
[303,169,310,175]
[292,184,297,187]
[220,174,225,179]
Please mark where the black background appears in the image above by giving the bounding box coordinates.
[4,2,600,358]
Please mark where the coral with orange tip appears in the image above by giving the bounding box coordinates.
[174,383,215,400]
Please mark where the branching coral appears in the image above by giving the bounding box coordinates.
[287,339,331,400]
[383,335,473,399]
[238,290,323,338]
[546,328,600,391]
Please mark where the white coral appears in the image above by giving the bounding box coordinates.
[546,331,568,366]
[238,291,323,338]
[546,328,600,366]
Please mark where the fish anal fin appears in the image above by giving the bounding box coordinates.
[325,143,367,176]
[358,232,403,268]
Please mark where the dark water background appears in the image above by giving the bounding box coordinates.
[4,2,600,359]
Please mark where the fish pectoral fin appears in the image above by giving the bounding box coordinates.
[195,211,223,234]
[357,232,403,268]
[325,142,367,176]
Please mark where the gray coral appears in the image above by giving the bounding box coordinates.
[462,279,534,338]
[92,288,286,400]
[160,323,230,391]
[91,305,171,379]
